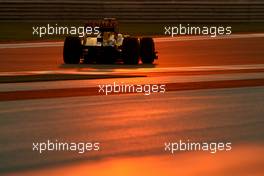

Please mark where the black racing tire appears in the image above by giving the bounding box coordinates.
[140,37,155,64]
[63,36,82,64]
[84,47,97,64]
[122,37,140,65]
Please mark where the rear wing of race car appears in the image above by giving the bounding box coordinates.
[85,18,119,33]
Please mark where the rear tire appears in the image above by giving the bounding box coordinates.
[122,37,140,65]
[63,36,81,64]
[140,37,155,64]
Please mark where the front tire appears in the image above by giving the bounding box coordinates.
[63,36,82,64]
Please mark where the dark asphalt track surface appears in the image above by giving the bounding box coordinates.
[0,35,264,176]
[0,36,264,72]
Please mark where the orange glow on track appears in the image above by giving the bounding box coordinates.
[8,144,264,176]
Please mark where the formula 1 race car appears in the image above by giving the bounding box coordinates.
[63,18,157,64]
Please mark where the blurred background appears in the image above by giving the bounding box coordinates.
[0,0,264,40]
